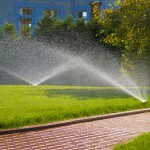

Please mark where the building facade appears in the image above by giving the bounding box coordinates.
[0,0,115,34]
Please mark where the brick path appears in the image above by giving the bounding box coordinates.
[1,112,150,150]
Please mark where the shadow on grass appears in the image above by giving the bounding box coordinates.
[45,88,132,99]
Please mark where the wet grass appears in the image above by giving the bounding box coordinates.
[0,85,150,129]
[113,132,150,150]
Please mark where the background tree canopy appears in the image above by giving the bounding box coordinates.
[100,0,150,84]
[35,16,102,53]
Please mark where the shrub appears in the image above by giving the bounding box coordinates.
[20,26,31,37]
[3,23,16,37]
[35,16,107,54]
[100,0,150,84]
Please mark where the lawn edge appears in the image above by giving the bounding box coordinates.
[1,108,150,135]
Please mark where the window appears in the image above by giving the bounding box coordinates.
[43,9,58,18]
[77,11,87,19]
[19,8,32,15]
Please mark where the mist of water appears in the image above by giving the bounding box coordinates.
[0,37,149,102]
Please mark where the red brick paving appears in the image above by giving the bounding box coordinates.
[1,112,150,150]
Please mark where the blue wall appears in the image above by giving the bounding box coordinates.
[0,0,116,33]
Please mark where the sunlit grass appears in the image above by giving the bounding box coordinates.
[113,132,150,150]
[0,85,150,129]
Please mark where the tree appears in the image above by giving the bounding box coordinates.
[35,16,104,54]
[0,23,16,38]
[100,0,150,84]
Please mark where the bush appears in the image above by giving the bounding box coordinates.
[3,23,16,36]
[100,0,150,85]
[0,23,16,38]
[0,26,3,38]
[35,16,102,40]
[35,16,109,55]
[20,26,31,37]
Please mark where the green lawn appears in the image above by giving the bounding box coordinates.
[0,85,150,129]
[113,132,150,150]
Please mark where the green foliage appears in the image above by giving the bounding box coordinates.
[100,0,150,83]
[113,132,150,150]
[87,19,103,41]
[0,85,150,129]
[0,27,3,38]
[75,18,87,32]
[0,23,16,38]
[35,16,103,52]
[20,26,31,37]
[3,23,16,37]
[35,15,61,38]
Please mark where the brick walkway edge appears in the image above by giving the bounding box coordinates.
[1,108,150,135]
[1,108,150,150]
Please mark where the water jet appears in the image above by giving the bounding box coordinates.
[0,37,148,102]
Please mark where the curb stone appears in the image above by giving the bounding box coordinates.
[1,108,150,135]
